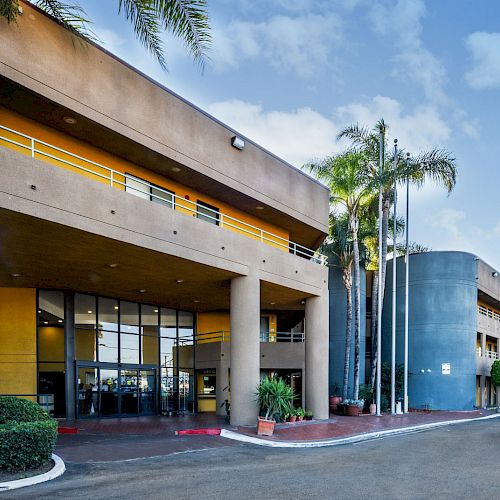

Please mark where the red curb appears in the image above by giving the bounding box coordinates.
[175,428,221,436]
[58,427,78,434]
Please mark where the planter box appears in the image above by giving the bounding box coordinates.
[257,417,276,436]
[346,404,361,416]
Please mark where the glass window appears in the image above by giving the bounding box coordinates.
[125,173,149,200]
[38,290,65,362]
[98,297,119,332]
[151,186,174,209]
[75,294,96,361]
[98,297,119,363]
[120,369,138,414]
[160,337,176,370]
[197,200,219,225]
[100,369,119,416]
[141,305,159,365]
[99,330,119,363]
[120,301,139,334]
[77,367,98,417]
[121,333,139,364]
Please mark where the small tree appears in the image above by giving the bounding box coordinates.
[490,360,500,410]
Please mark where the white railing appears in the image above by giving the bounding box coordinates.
[476,347,498,359]
[0,124,327,265]
[478,305,500,323]
[196,331,304,343]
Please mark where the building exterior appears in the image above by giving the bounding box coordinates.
[382,251,500,411]
[0,2,330,425]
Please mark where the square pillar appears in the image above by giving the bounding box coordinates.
[216,359,230,417]
[481,332,486,358]
[305,293,329,419]
[64,292,76,420]
[230,274,260,426]
[480,375,486,409]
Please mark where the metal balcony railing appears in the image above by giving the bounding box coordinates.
[476,347,498,360]
[0,124,327,265]
[196,331,304,343]
[478,305,500,323]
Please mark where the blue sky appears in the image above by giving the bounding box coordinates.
[78,0,499,269]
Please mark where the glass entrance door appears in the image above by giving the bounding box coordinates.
[77,365,156,417]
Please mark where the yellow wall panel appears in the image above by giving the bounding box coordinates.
[0,288,37,395]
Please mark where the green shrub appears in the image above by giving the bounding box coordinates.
[0,396,51,424]
[256,376,295,422]
[0,397,57,471]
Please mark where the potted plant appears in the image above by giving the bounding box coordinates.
[296,407,305,421]
[329,384,342,412]
[359,384,375,415]
[304,410,313,421]
[289,408,297,423]
[344,399,364,416]
[256,376,295,436]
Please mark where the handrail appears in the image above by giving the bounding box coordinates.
[476,347,498,359]
[0,124,327,265]
[196,330,304,343]
[478,305,500,323]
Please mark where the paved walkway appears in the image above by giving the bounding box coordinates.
[54,410,496,463]
[236,410,495,442]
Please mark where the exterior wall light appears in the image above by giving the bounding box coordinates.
[231,136,245,150]
[63,116,77,125]
[492,271,498,277]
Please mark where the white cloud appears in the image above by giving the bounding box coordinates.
[494,221,500,236]
[213,13,342,78]
[465,32,500,89]
[93,28,127,55]
[429,208,465,240]
[368,0,446,102]
[207,95,451,167]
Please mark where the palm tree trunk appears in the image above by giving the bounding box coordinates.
[342,267,353,401]
[369,270,379,388]
[380,193,391,302]
[352,232,361,400]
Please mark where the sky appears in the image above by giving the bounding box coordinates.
[77,0,499,269]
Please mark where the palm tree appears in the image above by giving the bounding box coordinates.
[322,214,354,400]
[2,0,211,70]
[304,151,376,399]
[338,120,457,388]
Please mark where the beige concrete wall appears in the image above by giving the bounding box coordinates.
[478,259,500,303]
[0,148,328,296]
[0,2,329,235]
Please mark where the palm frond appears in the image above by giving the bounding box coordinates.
[34,0,97,41]
[409,149,457,193]
[0,0,20,23]
[119,0,168,69]
[151,0,211,70]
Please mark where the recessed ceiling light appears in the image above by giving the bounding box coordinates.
[63,116,77,124]
[193,300,200,303]
[88,310,93,314]
[171,166,181,173]
[256,206,264,210]
[10,273,22,277]
[138,289,146,293]
[58,319,63,323]
[108,263,118,268]
[270,302,276,305]
[44,321,48,325]
[38,310,41,314]
[114,306,119,310]
[175,279,184,284]
[154,309,158,313]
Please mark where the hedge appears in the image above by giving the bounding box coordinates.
[0,420,58,471]
[0,397,57,471]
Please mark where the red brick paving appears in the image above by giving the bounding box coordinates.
[237,410,495,441]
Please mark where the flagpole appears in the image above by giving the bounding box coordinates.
[376,128,384,417]
[404,152,410,413]
[391,139,398,414]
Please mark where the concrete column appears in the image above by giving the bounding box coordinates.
[230,274,260,426]
[64,292,76,420]
[305,293,329,419]
[480,375,486,409]
[481,332,486,358]
[216,359,230,417]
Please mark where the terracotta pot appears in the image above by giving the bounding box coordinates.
[257,417,276,436]
[329,396,342,411]
[369,403,377,415]
[289,415,297,423]
[346,404,361,416]
[297,415,304,422]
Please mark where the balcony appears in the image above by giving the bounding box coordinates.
[0,124,327,265]
[477,305,500,335]
[196,331,305,343]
